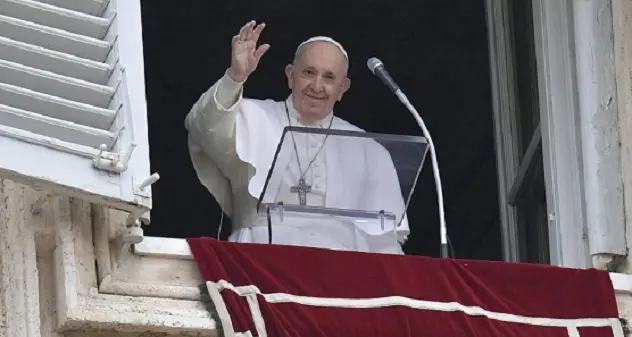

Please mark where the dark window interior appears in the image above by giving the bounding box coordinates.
[139,0,501,259]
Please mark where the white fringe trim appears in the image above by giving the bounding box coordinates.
[205,279,624,337]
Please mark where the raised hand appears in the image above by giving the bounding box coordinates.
[227,21,271,82]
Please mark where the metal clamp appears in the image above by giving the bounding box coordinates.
[93,143,137,173]
[276,201,285,222]
[379,210,385,230]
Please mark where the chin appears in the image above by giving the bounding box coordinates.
[310,110,331,121]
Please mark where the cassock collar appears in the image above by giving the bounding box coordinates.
[285,96,334,128]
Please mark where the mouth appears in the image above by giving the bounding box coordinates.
[305,94,326,101]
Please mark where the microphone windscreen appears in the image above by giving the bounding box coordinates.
[367,57,383,73]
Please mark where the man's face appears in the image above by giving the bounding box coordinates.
[285,42,351,123]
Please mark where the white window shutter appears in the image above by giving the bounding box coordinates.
[0,0,157,216]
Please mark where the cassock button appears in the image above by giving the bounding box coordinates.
[311,143,318,149]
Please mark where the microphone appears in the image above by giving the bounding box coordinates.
[367,56,451,259]
[367,57,400,94]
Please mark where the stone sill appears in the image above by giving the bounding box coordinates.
[611,273,632,294]
[134,236,632,294]
[134,236,194,260]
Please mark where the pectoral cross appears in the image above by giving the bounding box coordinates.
[290,178,311,206]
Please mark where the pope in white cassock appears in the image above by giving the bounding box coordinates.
[185,21,410,254]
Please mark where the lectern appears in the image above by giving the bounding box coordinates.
[256,126,428,251]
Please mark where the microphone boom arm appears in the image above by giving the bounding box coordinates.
[396,90,449,258]
[367,57,449,258]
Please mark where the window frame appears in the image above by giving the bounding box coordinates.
[485,0,522,262]
[531,0,596,268]
[139,0,600,269]
[487,0,593,268]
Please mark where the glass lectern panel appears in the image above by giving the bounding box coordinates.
[257,126,429,231]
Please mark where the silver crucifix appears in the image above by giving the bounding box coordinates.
[290,178,311,205]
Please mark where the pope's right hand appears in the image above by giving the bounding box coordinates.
[227,21,271,82]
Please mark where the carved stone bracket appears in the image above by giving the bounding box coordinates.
[92,207,204,301]
[51,203,217,336]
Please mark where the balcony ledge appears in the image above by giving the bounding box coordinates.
[134,236,632,293]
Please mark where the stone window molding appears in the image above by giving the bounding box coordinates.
[0,184,216,337]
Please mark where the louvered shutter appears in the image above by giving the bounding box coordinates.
[0,0,155,215]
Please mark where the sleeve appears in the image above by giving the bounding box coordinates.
[184,70,245,174]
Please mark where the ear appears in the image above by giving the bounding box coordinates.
[337,77,351,101]
[284,64,294,89]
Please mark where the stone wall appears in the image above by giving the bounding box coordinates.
[0,180,215,337]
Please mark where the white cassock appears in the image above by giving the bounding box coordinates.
[185,71,410,254]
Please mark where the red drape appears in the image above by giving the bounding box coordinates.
[187,237,623,337]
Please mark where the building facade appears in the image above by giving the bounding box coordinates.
[2,0,632,336]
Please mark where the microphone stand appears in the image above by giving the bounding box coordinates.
[394,89,449,259]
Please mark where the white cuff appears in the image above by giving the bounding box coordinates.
[214,70,244,111]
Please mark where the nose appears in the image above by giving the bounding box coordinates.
[310,76,324,92]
